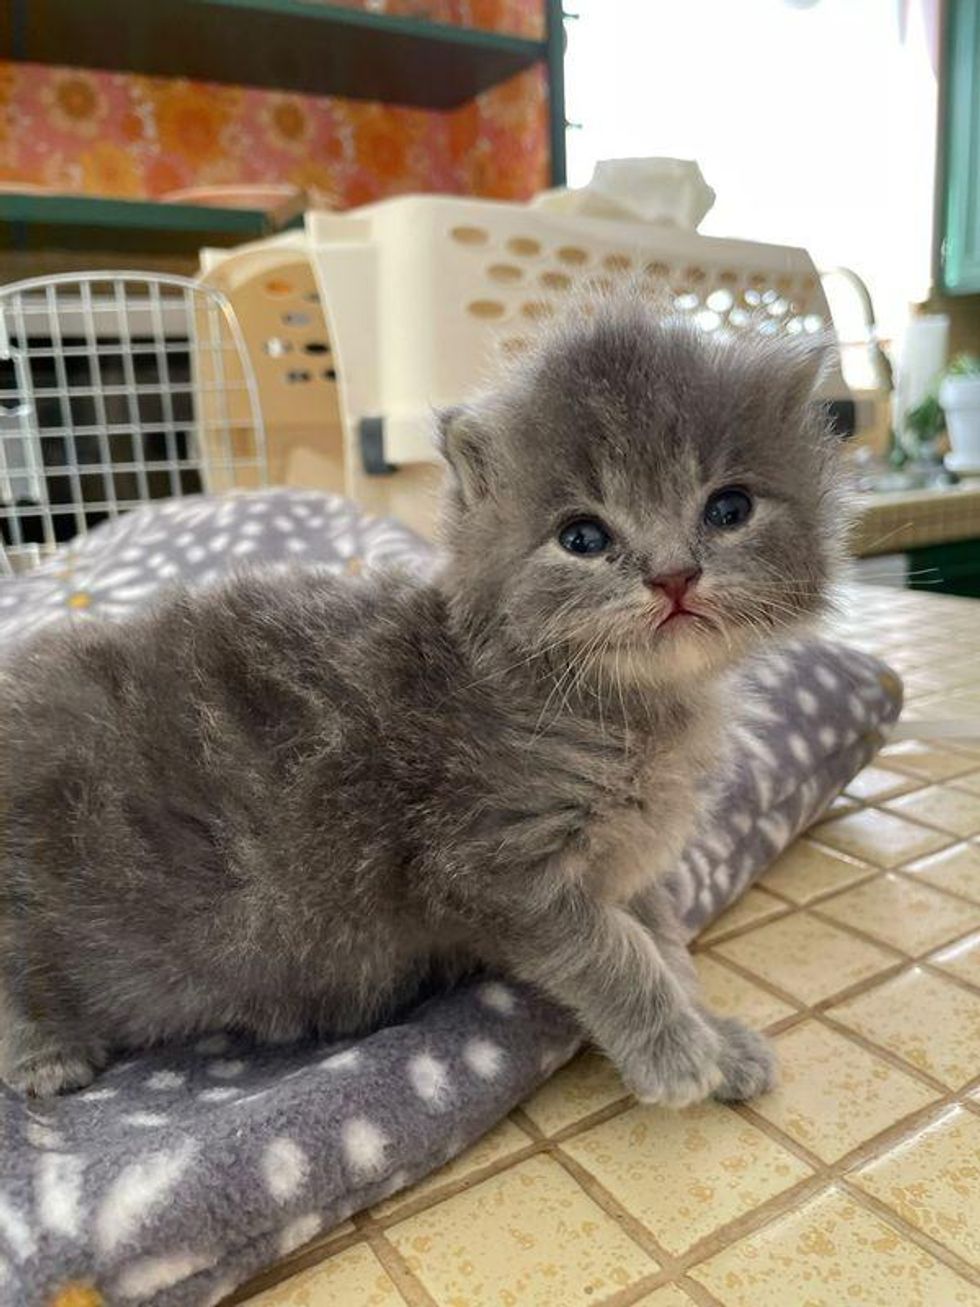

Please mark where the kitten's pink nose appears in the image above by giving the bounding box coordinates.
[646,568,702,604]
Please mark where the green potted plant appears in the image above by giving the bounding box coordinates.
[939,354,980,474]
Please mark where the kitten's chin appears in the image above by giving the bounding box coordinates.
[597,633,728,689]
[608,617,758,687]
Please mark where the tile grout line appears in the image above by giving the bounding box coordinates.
[235,739,980,1304]
[222,1223,367,1304]
[703,931,908,1014]
[805,901,980,965]
[372,1139,544,1230]
[551,1146,680,1269]
[359,1217,442,1307]
[837,1175,980,1288]
[814,1010,961,1095]
[731,1086,966,1183]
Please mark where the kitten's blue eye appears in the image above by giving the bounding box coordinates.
[558,518,611,555]
[704,487,753,530]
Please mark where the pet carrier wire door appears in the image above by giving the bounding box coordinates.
[0,271,267,571]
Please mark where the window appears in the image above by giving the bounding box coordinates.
[565,0,938,347]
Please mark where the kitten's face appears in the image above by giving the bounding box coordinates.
[439,304,843,686]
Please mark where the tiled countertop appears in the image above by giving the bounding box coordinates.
[233,585,980,1307]
[851,480,980,555]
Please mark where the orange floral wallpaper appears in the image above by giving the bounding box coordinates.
[0,2,549,208]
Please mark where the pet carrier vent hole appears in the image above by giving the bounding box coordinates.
[684,266,707,284]
[500,337,529,356]
[487,264,524,284]
[323,368,338,381]
[521,301,554,320]
[466,300,507,319]
[282,311,312,326]
[263,338,293,357]
[286,369,312,383]
[603,254,632,272]
[803,314,824,332]
[767,298,789,317]
[303,341,331,355]
[506,237,541,257]
[749,272,768,288]
[706,289,734,313]
[264,279,295,297]
[557,246,588,266]
[728,307,749,327]
[743,289,763,306]
[674,293,700,312]
[539,271,571,292]
[451,226,489,246]
[718,269,738,284]
[695,309,722,332]
[643,261,670,280]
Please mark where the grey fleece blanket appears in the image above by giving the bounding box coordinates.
[0,490,902,1307]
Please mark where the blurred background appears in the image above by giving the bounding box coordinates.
[2,0,980,587]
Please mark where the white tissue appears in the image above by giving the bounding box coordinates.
[532,157,716,230]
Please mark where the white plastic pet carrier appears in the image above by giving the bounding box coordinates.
[200,194,851,532]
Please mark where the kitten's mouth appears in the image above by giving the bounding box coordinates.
[650,604,710,634]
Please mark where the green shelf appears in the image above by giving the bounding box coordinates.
[0,192,291,237]
[3,0,547,111]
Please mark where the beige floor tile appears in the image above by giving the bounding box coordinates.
[688,1185,979,1307]
[696,888,788,943]
[750,1020,938,1162]
[521,1049,629,1137]
[815,808,952,868]
[809,794,861,824]
[817,872,980,955]
[372,1119,534,1220]
[632,1286,697,1306]
[758,838,876,905]
[244,1243,408,1307]
[560,1101,811,1256]
[693,954,797,1029]
[387,1154,657,1305]
[886,784,980,838]
[952,769,980,795]
[713,912,899,1006]
[905,842,980,903]
[853,1106,980,1269]
[845,765,922,803]
[943,739,980,760]
[877,739,978,782]
[930,930,980,988]
[830,966,980,1088]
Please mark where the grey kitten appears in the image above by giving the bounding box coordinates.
[0,299,842,1101]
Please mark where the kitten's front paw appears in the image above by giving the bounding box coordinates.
[619,1009,724,1108]
[709,1016,777,1102]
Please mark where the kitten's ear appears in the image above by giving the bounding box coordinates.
[436,405,493,505]
[780,334,834,419]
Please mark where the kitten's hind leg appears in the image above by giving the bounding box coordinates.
[0,976,106,1097]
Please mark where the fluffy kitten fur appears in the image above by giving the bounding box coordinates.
[0,300,841,1100]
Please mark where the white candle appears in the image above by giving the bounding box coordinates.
[894,314,949,429]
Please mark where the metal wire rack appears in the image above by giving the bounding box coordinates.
[0,271,268,574]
